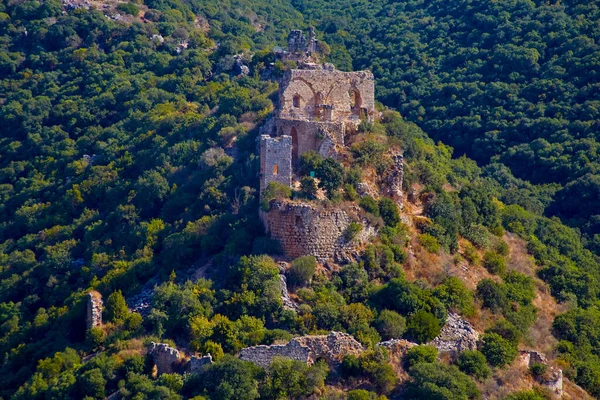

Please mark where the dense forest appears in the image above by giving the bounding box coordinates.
[0,0,599,399]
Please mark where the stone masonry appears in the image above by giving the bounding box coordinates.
[518,350,563,398]
[429,313,479,356]
[239,332,364,369]
[260,135,292,192]
[385,154,404,208]
[148,342,183,375]
[260,200,376,262]
[86,290,103,330]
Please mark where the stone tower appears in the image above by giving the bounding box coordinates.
[86,290,103,330]
[260,135,292,192]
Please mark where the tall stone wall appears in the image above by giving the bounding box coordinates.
[274,119,345,162]
[240,332,364,369]
[279,69,375,123]
[148,342,182,375]
[260,135,292,193]
[384,154,404,208]
[86,291,103,330]
[261,200,376,262]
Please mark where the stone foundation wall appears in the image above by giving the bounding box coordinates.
[148,342,182,375]
[240,332,364,369]
[86,291,103,330]
[261,200,375,262]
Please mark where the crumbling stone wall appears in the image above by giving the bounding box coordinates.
[86,291,103,330]
[518,350,563,398]
[272,119,345,162]
[148,342,183,375]
[261,200,376,262]
[240,332,364,369]
[279,69,375,124]
[260,135,292,192]
[384,154,404,208]
[429,313,479,356]
[188,354,213,374]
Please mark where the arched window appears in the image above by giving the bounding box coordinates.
[293,94,301,108]
[349,89,362,115]
[273,164,279,175]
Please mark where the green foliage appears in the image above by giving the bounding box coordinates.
[406,363,480,400]
[378,198,400,227]
[503,389,549,400]
[405,345,438,368]
[434,276,475,316]
[456,350,491,380]
[299,176,318,200]
[405,310,442,344]
[417,234,441,254]
[359,196,380,216]
[261,182,292,211]
[104,290,129,323]
[199,356,262,400]
[287,256,316,289]
[342,348,397,394]
[480,333,518,368]
[315,158,345,198]
[261,357,328,399]
[345,222,363,242]
[483,252,507,276]
[374,310,406,340]
[116,2,139,15]
[299,150,323,176]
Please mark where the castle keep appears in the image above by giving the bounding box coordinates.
[258,29,385,262]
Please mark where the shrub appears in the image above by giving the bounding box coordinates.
[378,197,400,226]
[406,363,480,399]
[405,345,438,368]
[456,350,491,380]
[261,181,292,211]
[476,279,508,312]
[480,333,518,367]
[462,242,480,265]
[287,256,317,288]
[405,310,442,343]
[344,183,359,201]
[504,389,548,400]
[374,310,406,340]
[347,389,382,400]
[359,196,380,216]
[315,158,345,198]
[299,150,322,175]
[105,290,129,322]
[529,363,547,378]
[495,240,510,256]
[299,176,318,199]
[117,2,139,15]
[483,251,507,275]
[434,276,475,316]
[417,234,440,254]
[345,222,363,242]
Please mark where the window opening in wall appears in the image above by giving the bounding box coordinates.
[293,94,301,108]
[295,215,302,228]
[273,164,279,175]
[349,89,362,115]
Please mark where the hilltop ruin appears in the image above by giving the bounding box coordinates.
[259,28,396,262]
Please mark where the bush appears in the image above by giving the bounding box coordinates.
[456,350,491,380]
[299,176,318,199]
[347,389,383,400]
[374,310,406,340]
[315,158,345,198]
[345,222,363,242]
[344,184,359,201]
[504,389,549,400]
[117,2,139,15]
[480,333,518,367]
[417,234,440,254]
[299,150,322,175]
[287,256,316,288]
[476,279,508,312]
[483,251,507,275]
[261,181,292,211]
[105,290,129,322]
[405,310,442,343]
[529,363,547,378]
[406,363,480,399]
[359,196,380,216]
[405,345,438,368]
[378,198,400,227]
[434,276,475,316]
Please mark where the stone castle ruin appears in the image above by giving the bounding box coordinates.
[259,28,383,262]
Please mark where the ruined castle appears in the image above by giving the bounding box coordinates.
[259,29,383,262]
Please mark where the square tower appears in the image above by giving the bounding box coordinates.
[260,135,292,192]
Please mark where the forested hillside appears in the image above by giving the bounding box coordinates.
[0,0,599,399]
[294,0,600,247]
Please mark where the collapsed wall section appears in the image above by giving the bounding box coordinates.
[261,200,375,262]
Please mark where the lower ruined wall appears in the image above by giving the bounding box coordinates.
[261,200,375,262]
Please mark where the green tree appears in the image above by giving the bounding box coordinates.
[456,350,491,380]
[374,310,406,340]
[104,290,129,323]
[480,333,518,368]
[405,310,442,343]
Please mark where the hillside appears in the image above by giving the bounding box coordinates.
[0,0,599,399]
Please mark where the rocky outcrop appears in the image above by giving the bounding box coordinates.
[279,274,297,311]
[240,332,364,369]
[148,342,183,375]
[429,313,479,356]
[519,350,563,398]
[86,291,103,330]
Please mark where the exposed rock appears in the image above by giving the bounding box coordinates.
[148,342,182,375]
[240,332,364,369]
[519,350,563,398]
[429,313,479,356]
[279,274,297,311]
[86,291,103,330]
